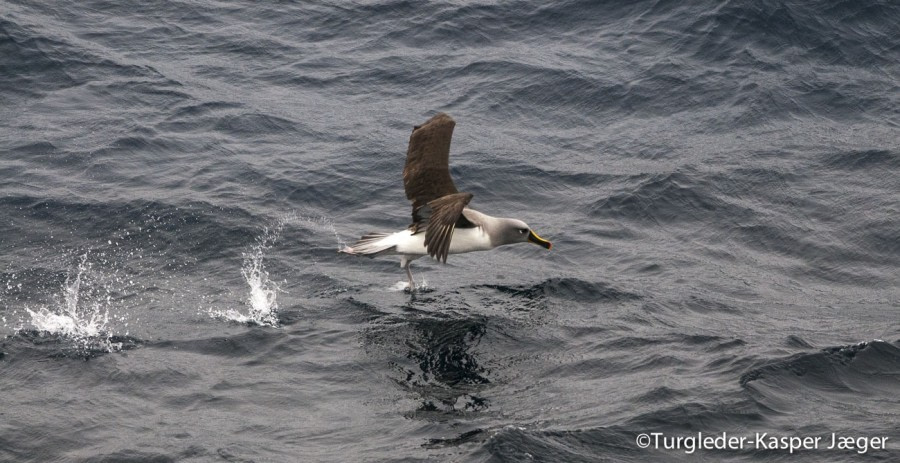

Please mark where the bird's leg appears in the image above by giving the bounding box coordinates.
[405,265,415,292]
[400,257,415,292]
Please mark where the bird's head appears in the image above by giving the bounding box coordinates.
[498,219,552,250]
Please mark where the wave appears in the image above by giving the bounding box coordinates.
[474,425,649,463]
[589,170,756,224]
[280,0,900,124]
[740,340,900,397]
[361,311,495,416]
[671,0,900,67]
[822,149,900,171]
[0,17,166,103]
[479,277,641,304]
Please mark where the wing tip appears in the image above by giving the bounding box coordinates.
[412,112,455,134]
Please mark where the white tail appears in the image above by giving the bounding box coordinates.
[340,232,395,257]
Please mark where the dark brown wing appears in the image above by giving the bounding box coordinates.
[403,113,459,215]
[423,192,473,263]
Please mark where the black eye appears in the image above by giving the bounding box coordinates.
[518,229,527,234]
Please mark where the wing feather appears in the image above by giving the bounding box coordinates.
[403,113,459,218]
[402,113,475,262]
[423,192,473,262]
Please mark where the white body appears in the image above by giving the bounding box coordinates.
[382,227,494,256]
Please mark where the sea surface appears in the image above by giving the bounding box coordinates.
[1,1,899,461]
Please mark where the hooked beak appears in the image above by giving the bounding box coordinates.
[527,230,552,250]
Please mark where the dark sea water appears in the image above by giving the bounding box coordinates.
[2,0,899,461]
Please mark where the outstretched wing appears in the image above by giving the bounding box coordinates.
[422,192,473,263]
[403,113,460,214]
[402,113,475,262]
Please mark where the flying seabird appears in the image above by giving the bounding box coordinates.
[340,113,552,290]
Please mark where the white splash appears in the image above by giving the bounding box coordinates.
[207,212,350,325]
[389,277,429,292]
[23,254,124,352]
[243,249,280,324]
[209,226,281,327]
[389,281,409,292]
[280,211,347,250]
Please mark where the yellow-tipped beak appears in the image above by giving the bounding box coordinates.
[528,230,552,250]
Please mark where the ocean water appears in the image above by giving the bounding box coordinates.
[1,0,899,461]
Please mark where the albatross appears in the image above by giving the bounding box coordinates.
[340,113,552,290]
